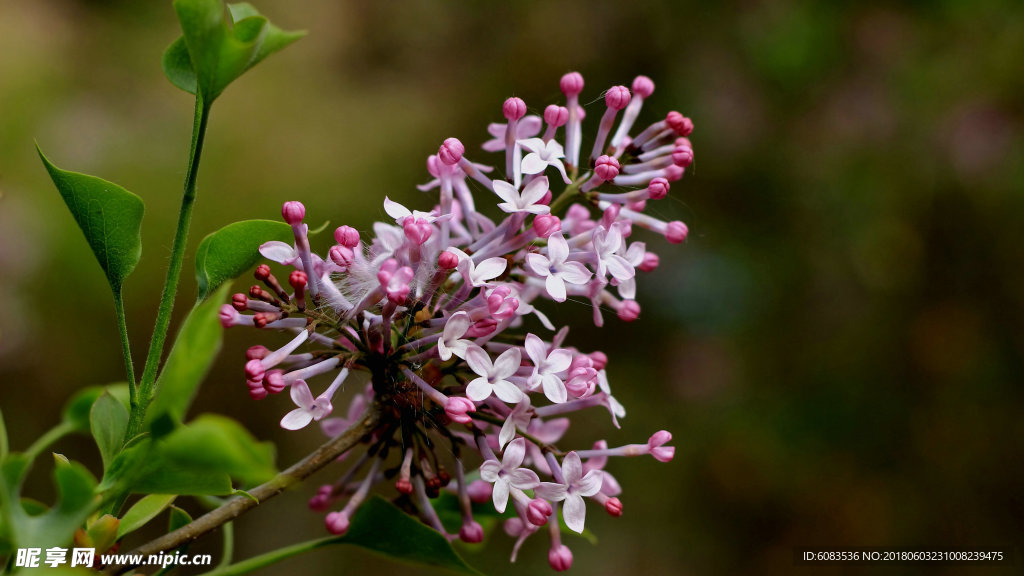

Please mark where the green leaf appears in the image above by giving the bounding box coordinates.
[147,285,231,426]
[63,384,130,433]
[194,219,293,301]
[117,494,177,539]
[90,392,129,469]
[164,0,305,101]
[169,505,193,532]
[99,438,233,497]
[338,496,482,575]
[17,459,99,549]
[37,146,144,293]
[158,415,276,486]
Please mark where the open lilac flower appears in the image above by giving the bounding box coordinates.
[224,71,692,569]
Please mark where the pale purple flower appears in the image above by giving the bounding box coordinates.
[535,451,602,533]
[437,311,473,361]
[499,397,533,448]
[447,247,507,287]
[492,176,551,215]
[524,333,573,403]
[479,438,540,513]
[465,345,524,404]
[482,115,543,152]
[591,226,635,282]
[519,138,571,184]
[525,233,592,302]
[281,380,333,430]
[383,196,441,224]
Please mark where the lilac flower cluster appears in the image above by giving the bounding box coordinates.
[221,72,692,571]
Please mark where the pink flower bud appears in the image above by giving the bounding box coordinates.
[604,85,631,110]
[459,521,485,543]
[627,200,646,212]
[631,75,655,98]
[617,300,641,322]
[538,188,553,206]
[254,263,271,281]
[246,345,270,360]
[308,494,329,512]
[560,72,584,96]
[544,104,569,127]
[533,214,562,238]
[639,252,660,272]
[325,511,350,535]
[665,221,688,244]
[647,177,670,200]
[676,136,692,148]
[426,154,442,178]
[221,304,243,328]
[605,497,623,516]
[570,354,594,371]
[527,498,553,526]
[395,478,414,495]
[503,97,527,121]
[264,370,286,394]
[281,201,305,225]
[594,155,620,181]
[289,270,307,289]
[666,111,694,136]
[589,351,608,370]
[466,318,497,337]
[548,544,573,572]
[664,164,685,182]
[672,145,694,168]
[403,217,433,245]
[444,397,476,424]
[467,480,493,504]
[333,225,360,247]
[247,379,268,400]
[438,137,465,166]
[231,293,248,311]
[245,359,265,382]
[648,430,675,462]
[438,250,459,270]
[329,245,354,267]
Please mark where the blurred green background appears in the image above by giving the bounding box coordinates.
[2,0,1023,574]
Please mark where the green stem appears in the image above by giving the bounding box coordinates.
[126,96,211,441]
[113,290,137,411]
[24,421,75,464]
[218,522,235,569]
[196,535,337,576]
[548,176,588,215]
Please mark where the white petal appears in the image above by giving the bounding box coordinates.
[290,381,315,409]
[479,459,503,482]
[473,258,508,284]
[499,416,517,448]
[542,374,568,404]
[493,379,526,404]
[525,204,551,215]
[507,468,540,489]
[491,180,519,205]
[547,233,569,264]
[517,137,546,153]
[575,469,604,497]
[545,275,567,302]
[280,408,313,430]
[535,482,568,502]
[560,261,592,285]
[606,255,635,281]
[525,253,552,277]
[466,377,493,402]
[562,493,587,533]
[492,348,522,380]
[383,197,411,221]
[464,345,492,377]
[259,241,297,264]
[437,340,453,361]
[520,176,549,207]
[520,153,547,175]
[503,438,528,469]
[497,202,519,214]
[562,451,584,484]
[523,333,547,365]
[546,349,573,374]
[443,311,472,340]
[492,478,510,513]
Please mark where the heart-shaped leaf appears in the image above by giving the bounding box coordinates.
[147,285,230,426]
[38,146,145,293]
[90,392,129,469]
[117,494,177,539]
[164,0,305,102]
[194,219,293,301]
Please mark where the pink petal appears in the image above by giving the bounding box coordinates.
[606,255,634,281]
[523,333,547,365]
[492,478,510,513]
[290,380,314,409]
[464,345,492,377]
[547,233,569,264]
[492,379,525,404]
[535,482,568,502]
[479,460,503,482]
[492,348,522,380]
[562,451,584,485]
[545,349,573,374]
[575,469,604,497]
[466,377,493,402]
[320,417,347,437]
[560,261,592,285]
[507,468,540,489]
[526,253,552,277]
[542,373,568,404]
[503,438,528,469]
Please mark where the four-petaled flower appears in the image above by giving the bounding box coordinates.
[524,333,573,403]
[526,233,592,302]
[493,176,552,215]
[383,196,442,224]
[281,380,333,430]
[447,247,508,287]
[479,438,541,513]
[438,311,473,361]
[535,451,603,533]
[465,345,524,403]
[519,138,571,184]
[591,225,635,282]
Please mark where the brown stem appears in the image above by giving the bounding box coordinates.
[106,403,381,574]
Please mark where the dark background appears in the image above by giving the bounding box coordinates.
[1,0,1022,574]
